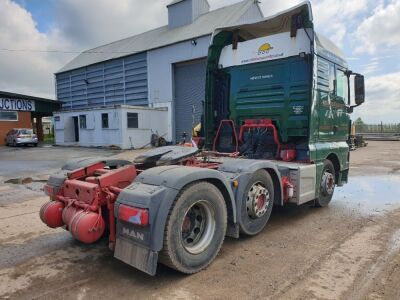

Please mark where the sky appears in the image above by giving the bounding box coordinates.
[0,0,399,123]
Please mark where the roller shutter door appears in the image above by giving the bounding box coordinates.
[174,59,207,142]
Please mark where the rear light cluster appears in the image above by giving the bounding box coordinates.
[44,184,59,200]
[118,204,149,226]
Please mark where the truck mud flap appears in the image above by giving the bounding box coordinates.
[114,237,158,276]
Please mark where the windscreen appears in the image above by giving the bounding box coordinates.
[18,129,33,135]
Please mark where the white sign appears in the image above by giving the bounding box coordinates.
[0,98,35,111]
[219,30,311,68]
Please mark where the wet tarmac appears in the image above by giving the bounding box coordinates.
[0,145,120,178]
[334,175,400,215]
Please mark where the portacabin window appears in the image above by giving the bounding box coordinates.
[101,113,109,129]
[127,112,138,129]
[0,111,18,121]
[79,115,87,129]
[54,116,60,122]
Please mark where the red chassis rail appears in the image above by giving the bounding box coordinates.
[44,163,136,249]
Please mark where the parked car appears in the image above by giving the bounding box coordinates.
[5,128,38,147]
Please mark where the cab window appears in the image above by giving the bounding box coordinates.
[336,69,348,103]
[329,64,335,94]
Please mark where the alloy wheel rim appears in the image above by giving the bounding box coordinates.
[246,181,270,219]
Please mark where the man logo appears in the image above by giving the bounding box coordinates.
[122,227,144,241]
[258,43,273,55]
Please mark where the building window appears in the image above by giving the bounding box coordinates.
[127,112,138,128]
[0,111,18,121]
[102,113,109,129]
[79,115,87,129]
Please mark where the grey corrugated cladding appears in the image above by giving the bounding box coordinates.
[167,0,186,6]
[57,53,148,109]
[57,0,262,74]
[168,0,210,28]
[237,1,264,24]
[192,0,210,20]
[168,0,195,28]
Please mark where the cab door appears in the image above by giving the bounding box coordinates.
[332,67,350,141]
[317,57,349,141]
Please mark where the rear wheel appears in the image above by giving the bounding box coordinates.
[239,170,274,236]
[159,182,227,274]
[314,160,336,207]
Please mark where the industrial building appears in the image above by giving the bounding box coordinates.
[0,91,60,146]
[54,0,263,149]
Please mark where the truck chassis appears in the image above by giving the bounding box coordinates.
[40,141,334,275]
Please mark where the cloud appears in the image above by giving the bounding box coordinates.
[53,0,170,50]
[354,72,400,123]
[354,0,400,54]
[360,61,380,75]
[0,0,173,98]
[312,0,369,47]
[0,0,73,98]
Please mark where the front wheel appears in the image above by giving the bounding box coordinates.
[239,170,274,236]
[314,160,336,207]
[159,182,227,274]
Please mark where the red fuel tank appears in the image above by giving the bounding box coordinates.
[39,201,65,228]
[62,205,78,225]
[69,211,105,244]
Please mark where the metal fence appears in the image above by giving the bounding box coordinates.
[355,123,400,134]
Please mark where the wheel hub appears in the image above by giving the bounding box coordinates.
[321,171,335,196]
[181,201,215,254]
[246,182,270,219]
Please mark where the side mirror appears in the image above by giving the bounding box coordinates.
[354,75,365,106]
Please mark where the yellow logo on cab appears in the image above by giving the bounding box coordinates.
[258,43,273,55]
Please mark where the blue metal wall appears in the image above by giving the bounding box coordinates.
[56,52,148,109]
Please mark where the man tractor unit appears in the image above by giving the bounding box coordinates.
[39,2,365,275]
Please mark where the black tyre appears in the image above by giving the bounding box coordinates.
[12,140,17,147]
[159,182,227,274]
[239,170,274,236]
[314,160,336,207]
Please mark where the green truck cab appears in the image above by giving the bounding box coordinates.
[204,2,364,205]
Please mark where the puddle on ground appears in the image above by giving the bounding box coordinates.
[334,175,400,215]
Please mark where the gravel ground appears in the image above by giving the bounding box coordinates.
[0,142,399,300]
